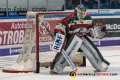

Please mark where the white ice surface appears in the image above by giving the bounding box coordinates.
[0,46,120,80]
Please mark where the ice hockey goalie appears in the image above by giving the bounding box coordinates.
[50,4,110,74]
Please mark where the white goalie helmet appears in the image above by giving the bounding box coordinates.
[75,4,86,20]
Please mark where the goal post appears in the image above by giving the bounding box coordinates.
[3,11,86,73]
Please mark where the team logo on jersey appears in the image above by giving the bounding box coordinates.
[74,28,87,36]
[70,71,76,78]
[39,21,50,35]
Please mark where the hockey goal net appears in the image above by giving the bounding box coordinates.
[3,11,85,73]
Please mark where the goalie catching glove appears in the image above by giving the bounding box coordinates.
[90,25,106,39]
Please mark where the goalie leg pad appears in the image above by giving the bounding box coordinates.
[80,35,110,72]
[50,34,82,74]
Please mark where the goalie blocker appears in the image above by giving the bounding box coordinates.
[51,33,110,74]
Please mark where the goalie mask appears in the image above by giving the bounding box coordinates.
[75,4,86,21]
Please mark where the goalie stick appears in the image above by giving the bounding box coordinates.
[39,16,77,72]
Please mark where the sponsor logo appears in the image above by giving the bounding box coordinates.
[0,30,24,45]
[95,23,120,30]
[11,22,26,29]
[61,49,76,70]
[8,11,18,16]
[93,41,100,46]
[39,36,52,42]
[106,24,120,30]
[10,48,21,54]
[60,41,78,64]
[18,11,27,16]
[53,34,64,51]
[70,72,117,77]
[39,21,50,35]
[0,7,47,11]
[82,42,99,63]
[70,71,76,78]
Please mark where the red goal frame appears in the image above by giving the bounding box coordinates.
[36,11,86,73]
[3,11,86,73]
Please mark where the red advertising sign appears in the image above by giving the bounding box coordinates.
[0,19,60,46]
[0,21,26,45]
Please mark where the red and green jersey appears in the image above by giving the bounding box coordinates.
[54,14,94,38]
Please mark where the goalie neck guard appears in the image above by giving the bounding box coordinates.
[74,4,86,21]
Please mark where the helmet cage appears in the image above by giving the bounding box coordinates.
[75,5,86,20]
